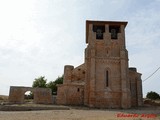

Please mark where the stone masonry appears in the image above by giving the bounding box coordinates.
[9,86,53,104]
[56,20,143,108]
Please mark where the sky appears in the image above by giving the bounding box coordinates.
[0,0,160,97]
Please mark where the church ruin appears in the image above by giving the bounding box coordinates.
[56,20,143,108]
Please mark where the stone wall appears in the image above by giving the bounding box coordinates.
[9,86,53,104]
[63,64,85,84]
[56,84,84,105]
[129,68,143,107]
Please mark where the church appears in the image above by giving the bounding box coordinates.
[56,20,143,108]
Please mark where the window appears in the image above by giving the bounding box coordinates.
[93,25,105,39]
[109,25,120,39]
[106,71,109,87]
[77,88,80,92]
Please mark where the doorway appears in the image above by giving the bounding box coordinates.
[24,91,34,103]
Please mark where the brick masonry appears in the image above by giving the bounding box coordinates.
[56,20,143,108]
[9,86,53,104]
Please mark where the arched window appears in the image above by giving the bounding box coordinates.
[106,70,109,87]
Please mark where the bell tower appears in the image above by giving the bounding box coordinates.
[84,20,131,108]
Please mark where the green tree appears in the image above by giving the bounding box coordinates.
[32,76,47,88]
[54,75,63,84]
[46,81,57,95]
[46,75,63,95]
[146,91,160,100]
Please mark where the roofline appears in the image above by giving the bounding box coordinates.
[86,20,128,26]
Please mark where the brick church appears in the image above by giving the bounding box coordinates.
[56,20,143,108]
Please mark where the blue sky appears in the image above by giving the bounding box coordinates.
[0,0,160,97]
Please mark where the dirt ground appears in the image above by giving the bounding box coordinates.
[0,106,160,120]
[0,96,160,120]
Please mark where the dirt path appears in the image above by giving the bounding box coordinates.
[0,108,160,120]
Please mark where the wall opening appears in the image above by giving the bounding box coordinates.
[93,25,105,39]
[106,71,109,87]
[77,88,80,92]
[109,25,120,39]
[24,91,34,103]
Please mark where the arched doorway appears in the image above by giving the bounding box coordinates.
[24,91,34,103]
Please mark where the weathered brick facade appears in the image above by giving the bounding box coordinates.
[56,20,143,108]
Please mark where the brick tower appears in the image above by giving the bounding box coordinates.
[56,20,143,108]
[84,20,131,108]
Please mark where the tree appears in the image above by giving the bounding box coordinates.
[146,91,160,100]
[54,75,63,84]
[32,76,47,88]
[46,75,63,95]
[32,75,63,95]
[46,81,57,95]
